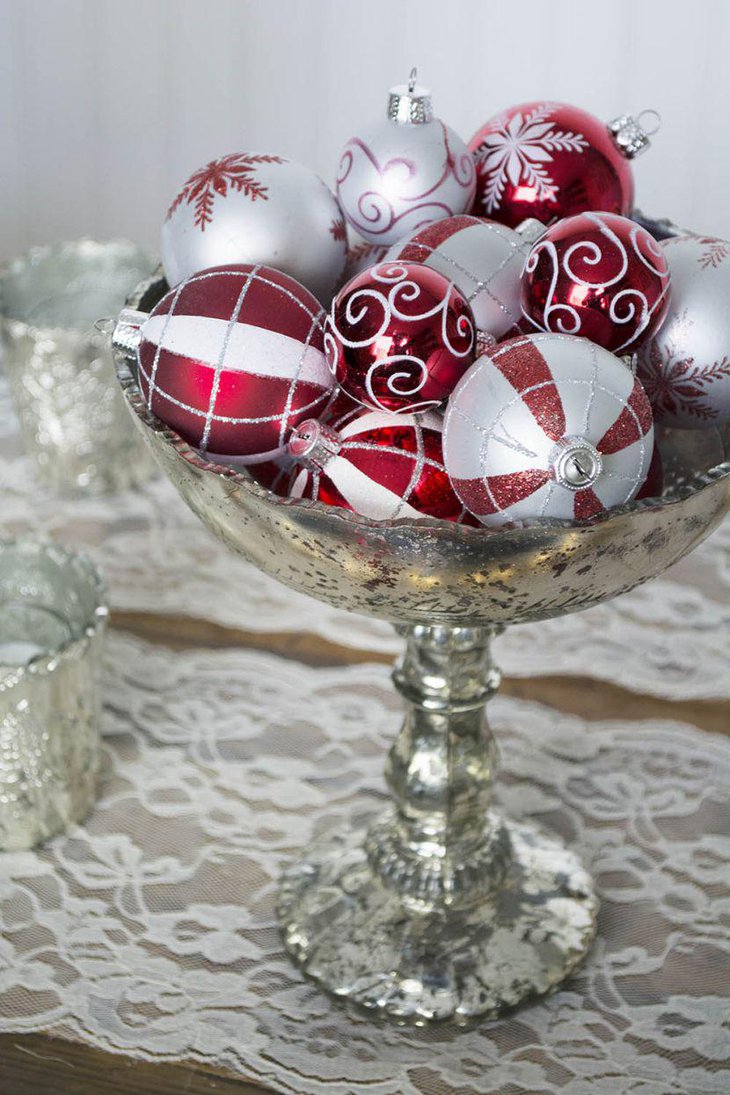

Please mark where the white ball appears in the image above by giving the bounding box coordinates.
[337,119,476,246]
[385,215,531,337]
[443,333,654,527]
[161,153,347,304]
[637,233,730,427]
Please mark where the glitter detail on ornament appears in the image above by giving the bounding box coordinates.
[166,153,285,230]
[443,333,654,526]
[137,264,333,458]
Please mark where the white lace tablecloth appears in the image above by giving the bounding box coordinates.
[1,375,729,1093]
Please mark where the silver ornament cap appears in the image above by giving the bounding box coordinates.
[387,68,434,125]
[550,438,603,491]
[608,110,661,159]
[289,419,341,471]
[111,307,147,364]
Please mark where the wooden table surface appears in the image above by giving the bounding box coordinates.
[0,607,726,1094]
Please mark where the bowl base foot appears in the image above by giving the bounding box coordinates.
[278,816,598,1024]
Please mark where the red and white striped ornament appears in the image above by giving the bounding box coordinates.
[137,264,334,460]
[385,215,534,338]
[287,408,468,522]
[443,333,654,526]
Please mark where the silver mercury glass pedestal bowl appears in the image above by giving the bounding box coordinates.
[113,253,730,1026]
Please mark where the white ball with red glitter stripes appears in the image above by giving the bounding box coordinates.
[136,264,335,461]
[162,153,347,303]
[385,215,532,338]
[443,333,654,526]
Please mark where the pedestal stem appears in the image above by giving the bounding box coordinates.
[365,625,511,908]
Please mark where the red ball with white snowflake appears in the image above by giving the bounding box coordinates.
[162,153,346,302]
[521,212,671,354]
[385,214,534,339]
[469,103,654,229]
[636,233,730,427]
[136,264,334,459]
[326,261,476,413]
[287,408,468,522]
[443,333,654,526]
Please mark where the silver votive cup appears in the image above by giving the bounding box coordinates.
[0,239,157,494]
[0,538,108,851]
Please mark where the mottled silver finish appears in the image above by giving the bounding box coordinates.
[0,539,108,851]
[1,240,156,494]
[114,227,730,1021]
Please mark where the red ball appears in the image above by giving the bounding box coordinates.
[287,408,469,523]
[469,102,634,229]
[521,212,671,354]
[325,261,476,413]
[137,264,334,458]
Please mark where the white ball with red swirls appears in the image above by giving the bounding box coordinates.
[337,119,476,246]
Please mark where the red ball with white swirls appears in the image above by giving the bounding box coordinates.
[443,333,654,526]
[521,212,671,354]
[326,262,476,414]
[287,408,469,522]
[136,264,334,459]
[469,102,634,229]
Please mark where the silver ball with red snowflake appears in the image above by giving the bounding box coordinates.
[637,233,730,428]
[162,152,346,303]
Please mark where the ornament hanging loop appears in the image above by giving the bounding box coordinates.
[608,109,661,158]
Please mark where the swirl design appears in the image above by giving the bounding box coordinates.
[327,262,475,413]
[336,123,476,244]
[522,212,670,354]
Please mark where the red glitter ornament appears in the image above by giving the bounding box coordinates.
[469,102,642,229]
[287,407,468,522]
[325,261,476,413]
[136,264,334,459]
[521,212,671,354]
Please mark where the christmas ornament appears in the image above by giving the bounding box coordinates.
[336,70,476,245]
[326,261,476,413]
[288,408,466,522]
[521,212,671,354]
[636,233,730,427]
[162,153,347,302]
[136,264,334,459]
[385,214,537,338]
[443,333,654,526]
[469,102,658,229]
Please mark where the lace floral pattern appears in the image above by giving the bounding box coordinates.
[0,635,728,1093]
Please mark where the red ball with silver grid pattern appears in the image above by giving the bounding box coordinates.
[443,333,654,526]
[136,264,333,459]
[385,215,531,338]
[288,408,469,523]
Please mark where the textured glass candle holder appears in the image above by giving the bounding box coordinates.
[0,240,157,494]
[0,539,108,851]
[113,218,730,1024]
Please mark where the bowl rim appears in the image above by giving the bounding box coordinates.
[116,343,730,542]
[0,537,109,691]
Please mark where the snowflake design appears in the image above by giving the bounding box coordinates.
[474,104,589,214]
[166,153,284,230]
[640,313,730,421]
[690,234,730,269]
[329,218,346,243]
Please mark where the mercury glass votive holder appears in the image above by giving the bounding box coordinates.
[0,538,108,851]
[0,239,157,493]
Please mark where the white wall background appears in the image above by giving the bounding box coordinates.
[1,0,729,263]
